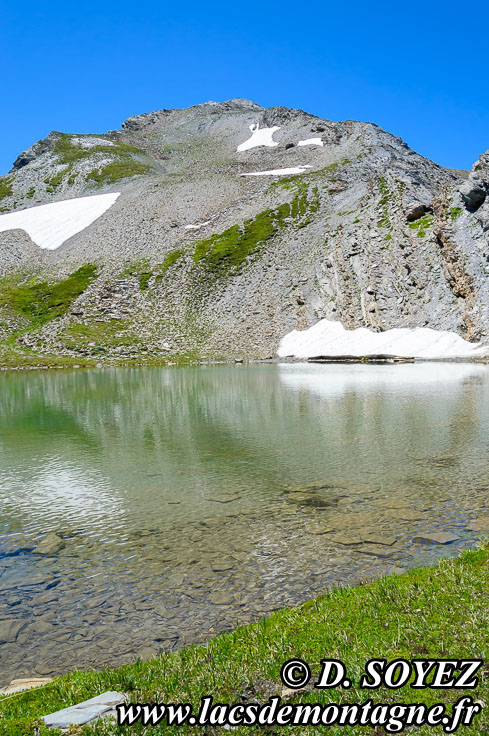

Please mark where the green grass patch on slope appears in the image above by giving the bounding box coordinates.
[448,207,463,221]
[1,544,489,734]
[53,135,140,165]
[155,248,185,281]
[192,181,320,274]
[119,260,153,290]
[0,265,98,329]
[409,214,434,238]
[43,167,71,192]
[377,176,391,229]
[0,176,14,204]
[60,319,139,352]
[50,134,152,188]
[85,159,151,186]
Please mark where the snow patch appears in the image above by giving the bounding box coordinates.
[278,319,489,360]
[237,124,280,152]
[241,165,312,177]
[0,193,120,250]
[184,221,211,230]
[298,138,324,147]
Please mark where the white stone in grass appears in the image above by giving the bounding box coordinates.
[42,691,125,729]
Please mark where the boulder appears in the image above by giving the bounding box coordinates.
[405,201,432,222]
[458,178,487,212]
[33,533,65,555]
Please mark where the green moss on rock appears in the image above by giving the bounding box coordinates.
[139,271,152,291]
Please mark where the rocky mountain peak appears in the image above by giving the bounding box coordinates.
[0,100,488,366]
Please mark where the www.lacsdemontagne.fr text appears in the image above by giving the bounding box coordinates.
[116,695,481,732]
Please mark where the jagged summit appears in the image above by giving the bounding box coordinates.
[0,100,488,365]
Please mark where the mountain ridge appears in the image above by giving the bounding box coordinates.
[0,99,488,366]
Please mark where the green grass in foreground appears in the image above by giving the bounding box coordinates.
[1,545,489,734]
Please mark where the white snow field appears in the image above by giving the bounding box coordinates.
[298,137,324,147]
[241,165,312,177]
[237,123,280,152]
[278,319,489,360]
[0,193,120,250]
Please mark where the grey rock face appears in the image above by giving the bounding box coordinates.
[0,99,488,363]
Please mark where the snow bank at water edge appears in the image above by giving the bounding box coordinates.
[0,193,120,250]
[298,138,324,147]
[237,124,280,152]
[241,165,312,177]
[277,319,489,360]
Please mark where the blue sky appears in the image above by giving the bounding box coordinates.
[1,0,488,174]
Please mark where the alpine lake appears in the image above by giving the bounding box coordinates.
[1,362,489,686]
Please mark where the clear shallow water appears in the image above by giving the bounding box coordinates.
[1,363,489,685]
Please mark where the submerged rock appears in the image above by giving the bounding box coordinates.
[466,518,489,532]
[283,483,343,508]
[33,533,65,555]
[207,493,241,504]
[0,618,28,644]
[413,532,460,545]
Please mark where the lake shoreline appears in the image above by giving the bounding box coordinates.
[2,353,489,371]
